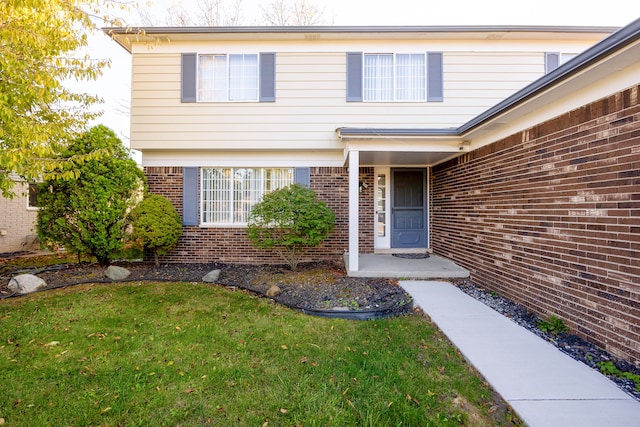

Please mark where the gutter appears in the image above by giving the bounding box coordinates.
[103,24,619,36]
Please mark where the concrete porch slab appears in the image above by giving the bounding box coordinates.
[344,253,469,278]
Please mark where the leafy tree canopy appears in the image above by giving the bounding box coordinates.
[0,0,125,197]
[37,125,145,266]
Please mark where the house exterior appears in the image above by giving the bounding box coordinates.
[0,178,39,254]
[107,20,640,364]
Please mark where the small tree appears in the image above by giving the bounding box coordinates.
[130,194,183,266]
[247,184,335,270]
[37,125,145,266]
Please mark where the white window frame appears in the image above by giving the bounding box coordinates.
[363,53,426,102]
[374,167,391,249]
[197,53,259,102]
[545,52,578,74]
[200,167,293,226]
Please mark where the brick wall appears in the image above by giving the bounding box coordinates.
[432,85,640,365]
[145,166,375,264]
[0,181,39,253]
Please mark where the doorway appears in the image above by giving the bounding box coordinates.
[390,169,427,248]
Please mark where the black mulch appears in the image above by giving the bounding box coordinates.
[0,260,413,318]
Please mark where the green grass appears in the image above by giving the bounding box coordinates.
[0,282,519,426]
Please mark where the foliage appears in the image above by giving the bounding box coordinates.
[597,361,640,391]
[130,194,183,266]
[247,184,335,270]
[0,0,128,197]
[36,125,145,266]
[0,282,520,425]
[536,315,569,336]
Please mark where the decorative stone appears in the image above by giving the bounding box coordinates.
[202,269,221,283]
[105,265,131,281]
[266,285,281,297]
[8,274,47,294]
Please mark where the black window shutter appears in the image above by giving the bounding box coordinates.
[294,167,310,188]
[346,52,363,102]
[260,52,276,102]
[545,52,560,74]
[182,167,198,226]
[427,52,443,102]
[181,53,197,103]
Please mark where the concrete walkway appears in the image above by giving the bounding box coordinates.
[401,280,640,427]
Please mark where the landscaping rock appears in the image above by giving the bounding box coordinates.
[8,274,47,294]
[202,269,221,283]
[105,265,131,281]
[266,285,281,297]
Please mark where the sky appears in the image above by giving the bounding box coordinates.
[85,0,640,151]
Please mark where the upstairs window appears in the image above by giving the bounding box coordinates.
[181,52,275,103]
[347,52,442,103]
[198,54,259,102]
[545,52,578,74]
[364,54,426,101]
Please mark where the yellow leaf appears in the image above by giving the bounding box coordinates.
[280,408,288,414]
[281,345,287,350]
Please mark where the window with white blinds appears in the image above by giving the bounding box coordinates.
[198,54,259,101]
[201,168,293,225]
[364,53,426,101]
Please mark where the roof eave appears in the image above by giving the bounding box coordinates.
[458,17,640,135]
[103,24,619,35]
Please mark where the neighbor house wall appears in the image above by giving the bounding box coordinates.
[0,181,39,254]
[145,166,376,264]
[431,84,640,364]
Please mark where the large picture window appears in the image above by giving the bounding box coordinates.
[198,54,259,101]
[201,167,293,225]
[364,53,426,101]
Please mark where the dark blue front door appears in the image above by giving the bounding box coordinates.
[391,169,427,248]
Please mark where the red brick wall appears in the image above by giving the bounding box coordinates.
[432,85,640,365]
[144,166,375,264]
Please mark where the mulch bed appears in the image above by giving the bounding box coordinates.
[0,260,413,318]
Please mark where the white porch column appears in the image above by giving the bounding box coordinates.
[348,150,359,272]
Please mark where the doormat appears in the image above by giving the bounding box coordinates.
[392,253,430,259]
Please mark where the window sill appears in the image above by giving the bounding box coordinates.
[200,223,248,229]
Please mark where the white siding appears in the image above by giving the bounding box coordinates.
[129,37,598,155]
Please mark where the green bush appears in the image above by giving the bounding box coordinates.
[130,194,183,266]
[247,184,335,270]
[36,125,145,266]
[536,315,569,336]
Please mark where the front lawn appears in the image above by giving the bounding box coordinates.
[0,282,519,426]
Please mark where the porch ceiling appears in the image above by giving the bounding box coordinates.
[359,150,458,166]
